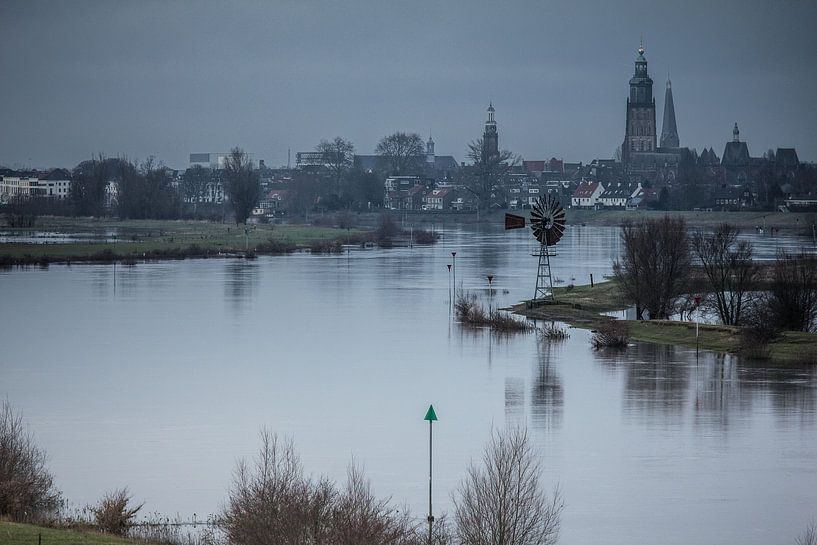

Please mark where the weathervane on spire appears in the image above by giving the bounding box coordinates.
[638,35,645,56]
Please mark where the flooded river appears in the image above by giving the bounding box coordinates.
[1,225,814,544]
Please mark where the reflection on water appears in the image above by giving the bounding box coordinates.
[1,225,815,545]
[530,336,563,430]
[224,260,258,313]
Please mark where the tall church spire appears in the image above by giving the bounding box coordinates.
[660,77,679,148]
[483,102,499,159]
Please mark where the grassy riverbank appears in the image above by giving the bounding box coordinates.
[0,520,145,545]
[403,209,817,233]
[0,217,372,265]
[511,280,817,364]
[566,209,816,231]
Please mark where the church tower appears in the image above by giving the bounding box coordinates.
[483,102,499,159]
[426,134,435,165]
[660,77,679,148]
[622,43,656,164]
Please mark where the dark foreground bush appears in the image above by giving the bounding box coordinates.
[309,239,344,254]
[92,487,143,536]
[0,400,61,521]
[254,238,297,254]
[222,429,418,545]
[413,229,439,245]
[591,320,629,349]
[375,212,400,247]
[738,301,780,359]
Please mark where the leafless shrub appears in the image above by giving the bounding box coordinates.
[455,293,487,325]
[92,487,143,536]
[222,429,419,545]
[738,300,780,359]
[797,522,817,545]
[0,400,61,521]
[330,463,418,545]
[453,427,563,545]
[591,320,629,349]
[222,430,320,545]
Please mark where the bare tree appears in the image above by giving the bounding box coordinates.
[70,153,111,216]
[224,147,262,225]
[453,427,563,545]
[767,250,817,332]
[613,216,692,319]
[316,137,355,197]
[117,157,181,220]
[465,138,518,210]
[376,132,424,175]
[181,165,213,212]
[797,522,817,545]
[691,223,758,325]
[0,400,61,521]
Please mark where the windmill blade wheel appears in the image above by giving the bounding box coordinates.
[529,195,566,246]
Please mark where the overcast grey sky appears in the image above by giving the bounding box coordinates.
[1,0,815,170]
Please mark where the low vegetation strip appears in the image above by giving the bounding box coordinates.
[513,280,817,364]
[0,220,373,266]
[0,520,147,545]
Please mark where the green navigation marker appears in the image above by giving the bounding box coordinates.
[424,403,437,544]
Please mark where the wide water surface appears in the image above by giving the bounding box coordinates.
[1,225,815,544]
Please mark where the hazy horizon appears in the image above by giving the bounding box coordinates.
[1,0,815,170]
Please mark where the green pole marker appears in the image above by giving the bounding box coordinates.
[425,404,437,545]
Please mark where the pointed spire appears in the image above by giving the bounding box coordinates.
[660,76,679,148]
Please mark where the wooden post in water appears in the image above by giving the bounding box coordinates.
[590,273,594,288]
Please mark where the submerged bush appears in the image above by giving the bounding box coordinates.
[591,320,629,349]
[456,293,534,332]
[413,229,439,245]
[540,323,570,340]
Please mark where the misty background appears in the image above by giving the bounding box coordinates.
[1,0,815,170]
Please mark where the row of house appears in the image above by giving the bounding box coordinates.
[0,169,72,203]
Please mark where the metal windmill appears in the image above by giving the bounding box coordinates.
[505,194,566,302]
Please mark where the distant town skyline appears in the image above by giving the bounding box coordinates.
[1,0,815,170]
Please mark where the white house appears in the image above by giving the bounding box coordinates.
[571,181,604,208]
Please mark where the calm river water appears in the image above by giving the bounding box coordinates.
[1,225,814,544]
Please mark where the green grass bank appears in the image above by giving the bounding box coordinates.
[0,520,145,545]
[0,217,373,266]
